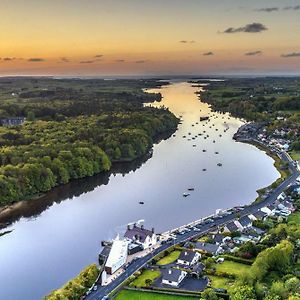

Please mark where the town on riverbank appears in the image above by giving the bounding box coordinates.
[43,78,300,300]
[45,133,300,300]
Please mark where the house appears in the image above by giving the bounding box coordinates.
[177,250,201,267]
[277,192,286,201]
[194,242,223,256]
[279,201,295,213]
[223,221,239,233]
[162,268,187,287]
[261,204,275,216]
[104,236,128,275]
[252,210,267,221]
[236,216,252,229]
[0,117,25,126]
[248,214,257,221]
[191,262,205,278]
[124,223,157,249]
[211,234,225,245]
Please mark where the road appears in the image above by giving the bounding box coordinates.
[86,148,300,300]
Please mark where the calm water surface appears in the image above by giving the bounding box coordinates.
[0,81,279,300]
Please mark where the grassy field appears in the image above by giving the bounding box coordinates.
[116,290,197,300]
[289,151,300,161]
[209,275,234,292]
[157,251,181,266]
[130,270,161,288]
[288,211,300,224]
[214,261,251,276]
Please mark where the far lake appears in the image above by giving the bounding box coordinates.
[0,81,279,300]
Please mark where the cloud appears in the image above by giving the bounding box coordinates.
[134,60,147,64]
[254,5,300,12]
[94,54,103,58]
[80,60,95,64]
[28,58,45,62]
[245,50,263,56]
[222,23,268,33]
[283,5,300,10]
[3,57,15,61]
[281,52,300,58]
[203,52,214,56]
[179,40,196,44]
[115,59,125,63]
[255,7,279,12]
[60,57,70,63]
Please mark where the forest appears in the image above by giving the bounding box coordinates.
[0,78,179,206]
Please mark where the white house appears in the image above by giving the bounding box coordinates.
[104,236,128,275]
[177,250,201,267]
[223,221,239,233]
[235,216,252,230]
[162,268,187,287]
[261,205,275,216]
[124,224,157,249]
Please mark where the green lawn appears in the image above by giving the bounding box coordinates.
[289,151,300,161]
[157,251,181,265]
[288,211,300,224]
[116,290,196,300]
[209,275,234,292]
[214,261,251,276]
[130,270,161,288]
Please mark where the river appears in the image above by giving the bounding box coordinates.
[0,81,279,300]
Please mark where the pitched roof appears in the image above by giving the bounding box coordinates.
[225,221,238,232]
[162,268,184,282]
[267,204,276,211]
[211,234,224,244]
[124,226,154,243]
[195,242,219,254]
[99,246,111,258]
[238,216,252,227]
[253,210,267,220]
[178,250,198,264]
[192,262,205,274]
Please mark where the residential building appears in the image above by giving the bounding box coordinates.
[162,268,187,287]
[124,223,157,249]
[177,250,200,267]
[223,221,239,233]
[0,117,25,126]
[252,210,267,221]
[236,216,252,229]
[194,242,223,256]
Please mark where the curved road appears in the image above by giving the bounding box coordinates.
[86,148,300,300]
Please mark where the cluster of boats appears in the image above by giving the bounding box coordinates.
[183,187,195,197]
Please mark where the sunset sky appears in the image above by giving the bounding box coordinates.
[1,0,300,76]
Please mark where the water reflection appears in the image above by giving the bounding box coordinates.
[0,81,279,300]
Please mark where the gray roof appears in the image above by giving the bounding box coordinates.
[238,216,252,227]
[225,221,238,232]
[211,234,224,244]
[253,210,267,220]
[282,201,294,209]
[178,250,198,264]
[267,204,276,211]
[192,262,205,274]
[124,226,153,243]
[195,242,219,254]
[99,246,111,258]
[162,268,184,282]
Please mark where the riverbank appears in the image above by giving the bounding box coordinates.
[0,81,282,300]
[238,139,291,203]
[0,127,177,226]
